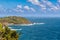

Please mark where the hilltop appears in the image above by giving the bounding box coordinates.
[0,16,31,25]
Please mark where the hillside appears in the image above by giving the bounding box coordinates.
[0,23,19,40]
[0,16,31,25]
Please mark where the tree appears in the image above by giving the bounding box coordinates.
[0,23,20,40]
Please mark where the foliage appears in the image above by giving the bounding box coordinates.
[0,23,20,40]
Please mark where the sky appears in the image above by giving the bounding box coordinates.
[0,0,60,17]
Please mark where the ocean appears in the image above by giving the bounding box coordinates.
[9,17,60,40]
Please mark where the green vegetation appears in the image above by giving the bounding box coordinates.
[0,23,3,31]
[0,23,20,40]
[0,16,31,25]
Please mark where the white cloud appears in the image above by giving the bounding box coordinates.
[24,6,30,10]
[17,5,22,8]
[12,5,24,13]
[28,0,60,11]
[19,9,24,12]
[13,8,24,13]
[28,0,39,4]
[30,7,36,12]
[12,5,36,13]
[28,0,46,10]
[58,0,60,2]
[42,0,59,10]
[47,1,59,10]
[50,7,58,10]
[24,5,36,12]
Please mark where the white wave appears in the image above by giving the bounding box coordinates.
[20,23,45,26]
[33,23,45,25]
[11,29,22,30]
[20,24,33,26]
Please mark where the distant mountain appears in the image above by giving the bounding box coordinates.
[0,16,31,25]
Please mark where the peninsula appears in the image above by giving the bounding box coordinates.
[0,16,31,25]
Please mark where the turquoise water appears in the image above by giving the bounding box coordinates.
[9,18,60,40]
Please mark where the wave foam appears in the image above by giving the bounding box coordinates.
[33,22,45,25]
[20,23,45,26]
[11,29,22,30]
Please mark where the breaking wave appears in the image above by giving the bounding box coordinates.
[11,29,22,30]
[20,23,45,26]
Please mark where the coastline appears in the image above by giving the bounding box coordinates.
[8,22,45,26]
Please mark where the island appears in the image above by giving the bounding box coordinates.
[0,16,31,25]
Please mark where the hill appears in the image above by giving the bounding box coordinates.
[0,16,31,25]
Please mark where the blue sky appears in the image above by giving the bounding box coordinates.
[0,0,60,17]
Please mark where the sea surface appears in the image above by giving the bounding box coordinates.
[9,17,60,40]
